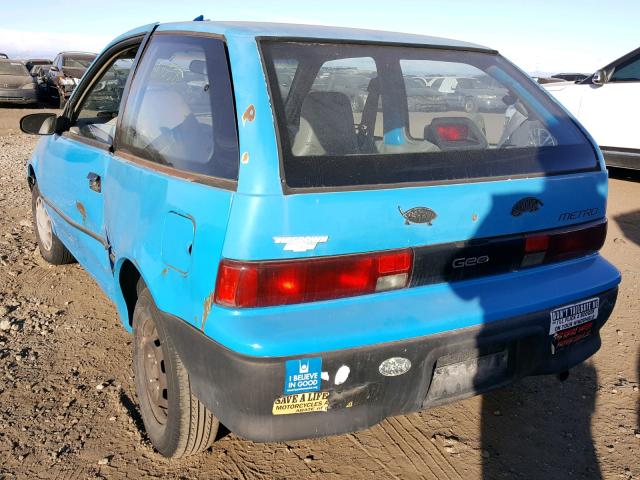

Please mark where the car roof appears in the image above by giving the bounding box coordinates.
[112,21,494,53]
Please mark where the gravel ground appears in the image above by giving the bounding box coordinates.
[0,125,638,479]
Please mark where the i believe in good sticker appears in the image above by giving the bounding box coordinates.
[284,357,322,394]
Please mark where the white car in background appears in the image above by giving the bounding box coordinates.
[545,46,640,170]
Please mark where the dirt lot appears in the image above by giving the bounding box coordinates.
[0,108,638,479]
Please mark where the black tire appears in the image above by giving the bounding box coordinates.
[31,184,74,265]
[133,288,219,458]
[463,97,478,113]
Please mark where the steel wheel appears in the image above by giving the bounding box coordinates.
[35,196,53,251]
[139,315,169,425]
[133,288,219,457]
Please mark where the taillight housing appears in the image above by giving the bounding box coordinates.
[215,249,413,308]
[523,220,607,266]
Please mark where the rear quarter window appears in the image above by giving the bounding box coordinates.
[118,34,239,182]
[261,41,599,190]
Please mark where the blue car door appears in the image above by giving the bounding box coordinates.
[36,39,144,294]
[105,32,240,327]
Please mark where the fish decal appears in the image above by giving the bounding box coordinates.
[511,197,544,216]
[398,206,437,226]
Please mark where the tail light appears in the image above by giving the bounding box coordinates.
[215,249,413,308]
[523,220,607,267]
[214,221,606,309]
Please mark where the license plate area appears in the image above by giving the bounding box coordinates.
[425,345,510,404]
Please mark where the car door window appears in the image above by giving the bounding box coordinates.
[610,55,640,82]
[71,46,137,146]
[118,34,239,181]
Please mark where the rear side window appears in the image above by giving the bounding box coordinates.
[261,41,598,190]
[118,34,238,181]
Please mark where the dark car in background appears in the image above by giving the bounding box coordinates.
[0,59,37,105]
[452,76,508,112]
[404,76,448,112]
[25,58,52,73]
[426,75,508,113]
[0,53,8,59]
[45,51,96,106]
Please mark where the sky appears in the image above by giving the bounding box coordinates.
[0,0,637,75]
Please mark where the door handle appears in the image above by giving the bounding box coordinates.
[87,172,101,193]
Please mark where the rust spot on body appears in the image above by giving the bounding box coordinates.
[202,291,216,329]
[75,201,87,225]
[241,152,249,164]
[161,268,169,277]
[241,104,256,126]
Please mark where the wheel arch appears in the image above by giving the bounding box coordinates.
[114,257,154,332]
[27,164,36,190]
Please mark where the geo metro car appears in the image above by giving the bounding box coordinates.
[20,20,620,458]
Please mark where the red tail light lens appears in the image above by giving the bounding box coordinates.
[545,220,607,262]
[436,124,469,141]
[215,249,413,308]
[525,234,549,253]
[523,220,607,267]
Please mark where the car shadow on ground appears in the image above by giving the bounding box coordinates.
[443,170,607,478]
[609,169,640,438]
[612,205,640,438]
[119,389,148,442]
[613,210,640,248]
[480,363,600,479]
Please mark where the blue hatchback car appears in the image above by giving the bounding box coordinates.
[20,21,621,458]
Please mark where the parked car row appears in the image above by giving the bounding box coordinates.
[0,51,96,106]
[275,63,511,114]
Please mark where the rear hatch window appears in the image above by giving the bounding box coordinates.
[260,41,598,190]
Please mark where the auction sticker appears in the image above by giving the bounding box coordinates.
[272,392,330,415]
[549,297,599,335]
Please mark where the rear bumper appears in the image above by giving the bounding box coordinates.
[159,287,618,442]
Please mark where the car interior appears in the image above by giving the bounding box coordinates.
[270,47,563,158]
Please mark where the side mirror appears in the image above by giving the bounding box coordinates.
[592,69,607,86]
[20,113,58,135]
[50,66,59,72]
